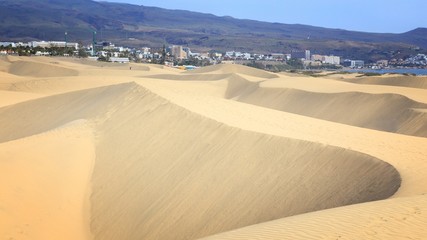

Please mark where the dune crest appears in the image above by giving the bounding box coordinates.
[234,87,427,137]
[188,63,279,79]
[336,75,427,89]
[8,60,79,77]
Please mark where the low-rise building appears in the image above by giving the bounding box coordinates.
[270,53,285,61]
[376,60,389,67]
[211,52,223,58]
[35,51,50,56]
[351,60,364,68]
[30,41,78,49]
[311,54,324,61]
[323,55,341,65]
[109,57,129,63]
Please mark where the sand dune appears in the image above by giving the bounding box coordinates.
[1,57,427,240]
[0,83,137,142]
[90,84,400,239]
[136,76,427,198]
[142,68,427,137]
[0,90,43,107]
[235,87,427,137]
[335,74,427,89]
[188,63,279,79]
[8,60,79,77]
[0,57,12,72]
[0,83,400,240]
[260,74,427,103]
[145,73,233,81]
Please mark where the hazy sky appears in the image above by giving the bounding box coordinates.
[98,0,426,33]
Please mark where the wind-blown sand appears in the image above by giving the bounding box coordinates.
[0,57,426,240]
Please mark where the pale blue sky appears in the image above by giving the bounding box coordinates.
[98,0,426,33]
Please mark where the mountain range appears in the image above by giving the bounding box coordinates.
[0,0,426,61]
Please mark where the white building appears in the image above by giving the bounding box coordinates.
[305,50,311,61]
[241,53,251,60]
[323,55,341,65]
[351,60,364,68]
[109,57,129,63]
[209,52,222,59]
[225,51,251,60]
[183,47,192,56]
[30,41,78,49]
[1,42,30,47]
[35,51,50,56]
[171,45,187,59]
[271,53,285,60]
[376,60,389,67]
[225,51,236,58]
[311,54,324,61]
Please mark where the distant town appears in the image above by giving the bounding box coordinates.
[1,39,426,71]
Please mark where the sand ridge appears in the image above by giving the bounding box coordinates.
[8,60,79,77]
[138,67,427,137]
[187,63,279,79]
[1,57,426,240]
[332,74,427,89]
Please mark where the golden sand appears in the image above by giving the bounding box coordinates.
[0,57,426,239]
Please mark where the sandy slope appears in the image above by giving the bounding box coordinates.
[137,77,427,198]
[1,57,427,240]
[0,120,94,240]
[8,60,79,77]
[0,82,400,239]
[140,68,427,137]
[202,194,427,240]
[0,90,42,107]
